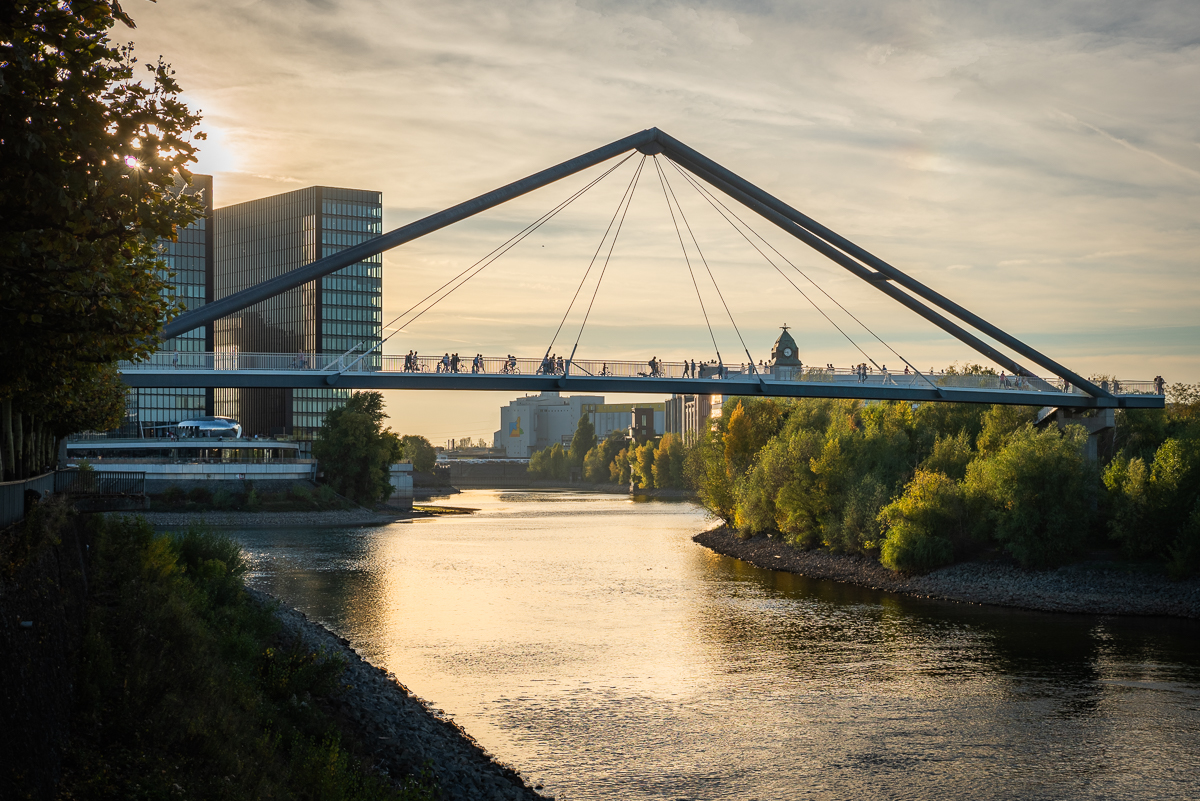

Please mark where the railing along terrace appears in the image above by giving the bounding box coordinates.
[64,457,315,465]
[118,352,1162,396]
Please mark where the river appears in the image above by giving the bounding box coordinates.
[230,489,1200,800]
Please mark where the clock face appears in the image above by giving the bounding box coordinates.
[783,347,793,357]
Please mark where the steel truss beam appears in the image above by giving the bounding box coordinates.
[161,128,1108,400]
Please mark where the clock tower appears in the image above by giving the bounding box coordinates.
[770,325,802,367]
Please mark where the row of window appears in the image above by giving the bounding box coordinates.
[322,246,382,264]
[322,336,382,354]
[324,216,382,234]
[323,275,381,293]
[321,230,378,247]
[321,200,382,218]
[323,305,382,322]
[322,290,382,308]
[323,321,376,337]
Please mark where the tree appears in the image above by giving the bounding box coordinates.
[569,412,596,466]
[965,424,1094,568]
[1,2,205,477]
[399,434,436,473]
[312,392,401,504]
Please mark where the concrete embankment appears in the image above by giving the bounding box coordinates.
[695,527,1200,618]
[250,587,549,800]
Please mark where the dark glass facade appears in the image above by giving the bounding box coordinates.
[121,174,214,436]
[213,186,383,446]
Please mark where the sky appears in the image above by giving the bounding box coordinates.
[127,0,1200,444]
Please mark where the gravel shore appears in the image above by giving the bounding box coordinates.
[249,588,547,800]
[695,527,1200,618]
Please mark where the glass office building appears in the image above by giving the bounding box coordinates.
[120,174,214,436]
[213,186,383,447]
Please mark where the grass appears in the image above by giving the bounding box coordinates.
[57,515,438,800]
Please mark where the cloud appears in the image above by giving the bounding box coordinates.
[127,0,1200,436]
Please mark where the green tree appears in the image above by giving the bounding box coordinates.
[312,392,401,504]
[965,424,1094,568]
[1,2,205,478]
[584,429,628,483]
[399,434,436,472]
[652,433,686,489]
[569,412,596,465]
[878,469,968,573]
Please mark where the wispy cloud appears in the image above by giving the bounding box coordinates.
[127,0,1200,437]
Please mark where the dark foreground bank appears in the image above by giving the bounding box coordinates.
[0,506,546,800]
[695,526,1200,618]
[251,587,546,801]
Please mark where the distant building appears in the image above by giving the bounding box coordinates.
[493,392,604,457]
[120,174,215,438]
[213,186,383,450]
[665,394,714,445]
[581,402,665,441]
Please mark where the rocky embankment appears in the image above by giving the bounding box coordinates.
[248,588,547,800]
[695,527,1200,618]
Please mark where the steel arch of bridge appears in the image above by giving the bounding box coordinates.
[150,128,1158,409]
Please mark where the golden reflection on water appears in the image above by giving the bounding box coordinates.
[235,490,1200,801]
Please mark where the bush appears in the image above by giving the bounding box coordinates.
[878,470,968,573]
[965,424,1094,568]
[161,484,186,506]
[212,488,238,510]
[289,483,316,504]
[187,486,213,505]
[315,483,344,508]
[1106,437,1200,565]
[64,515,436,799]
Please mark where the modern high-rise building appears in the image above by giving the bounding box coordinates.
[120,174,215,436]
[213,186,383,446]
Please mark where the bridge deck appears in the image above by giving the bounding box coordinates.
[119,353,1164,409]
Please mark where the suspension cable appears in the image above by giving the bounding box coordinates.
[654,155,722,364]
[567,157,648,362]
[655,156,757,372]
[668,159,939,389]
[337,152,637,371]
[544,155,646,360]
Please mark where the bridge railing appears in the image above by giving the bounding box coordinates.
[117,352,1163,396]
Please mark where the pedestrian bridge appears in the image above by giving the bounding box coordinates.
[119,352,1163,408]
[134,128,1168,411]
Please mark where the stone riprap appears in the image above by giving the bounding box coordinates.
[250,588,548,800]
[695,527,1200,619]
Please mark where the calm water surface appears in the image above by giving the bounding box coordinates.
[230,490,1200,800]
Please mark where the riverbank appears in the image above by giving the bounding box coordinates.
[695,526,1200,618]
[249,587,547,800]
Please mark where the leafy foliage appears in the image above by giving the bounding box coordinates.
[313,392,402,504]
[61,514,436,799]
[398,434,436,473]
[1,2,205,449]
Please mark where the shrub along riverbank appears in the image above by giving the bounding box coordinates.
[2,502,438,800]
[686,383,1200,577]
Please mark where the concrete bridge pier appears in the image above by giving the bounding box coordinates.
[1037,407,1116,461]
